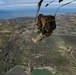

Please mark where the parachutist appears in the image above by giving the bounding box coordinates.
[32,14,56,44]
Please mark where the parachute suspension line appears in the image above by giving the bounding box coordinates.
[45,0,56,7]
[33,6,39,32]
[35,0,43,22]
[33,0,43,32]
[59,0,63,3]
[45,0,64,7]
[54,0,76,17]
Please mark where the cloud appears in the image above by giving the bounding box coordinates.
[1,0,39,4]
[0,1,5,4]
[0,0,76,7]
[5,3,38,7]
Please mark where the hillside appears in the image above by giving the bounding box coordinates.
[0,14,76,75]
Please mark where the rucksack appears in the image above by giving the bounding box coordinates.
[44,15,56,32]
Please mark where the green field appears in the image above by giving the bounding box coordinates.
[32,69,54,75]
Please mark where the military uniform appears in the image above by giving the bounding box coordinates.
[32,14,56,44]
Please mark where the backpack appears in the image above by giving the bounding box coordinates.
[44,15,56,32]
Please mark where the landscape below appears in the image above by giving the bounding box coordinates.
[0,13,76,75]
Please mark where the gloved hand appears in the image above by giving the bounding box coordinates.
[37,28,43,34]
[37,30,41,34]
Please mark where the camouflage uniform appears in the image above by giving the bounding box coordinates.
[32,14,56,43]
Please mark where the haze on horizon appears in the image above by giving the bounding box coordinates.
[0,0,76,7]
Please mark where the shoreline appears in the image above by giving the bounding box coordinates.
[0,13,76,20]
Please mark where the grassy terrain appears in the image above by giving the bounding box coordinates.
[0,14,76,75]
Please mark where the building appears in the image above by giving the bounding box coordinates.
[5,65,30,75]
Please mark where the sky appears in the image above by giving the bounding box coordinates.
[0,0,76,6]
[0,0,76,18]
[0,0,76,10]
